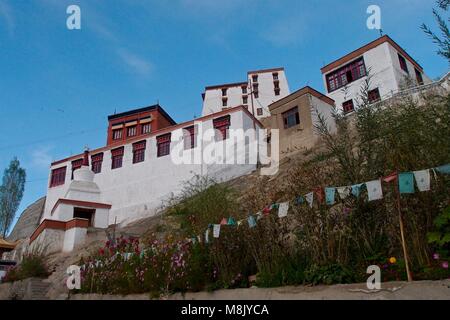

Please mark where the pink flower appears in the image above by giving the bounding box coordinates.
[442,261,449,269]
[433,253,440,260]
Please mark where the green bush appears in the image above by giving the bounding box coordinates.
[3,250,49,282]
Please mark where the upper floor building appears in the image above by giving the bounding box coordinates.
[201,67,290,119]
[321,35,432,113]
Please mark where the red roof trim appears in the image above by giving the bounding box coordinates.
[51,199,112,215]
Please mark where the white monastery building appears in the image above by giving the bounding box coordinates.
[321,35,432,113]
[201,67,290,119]
[30,104,264,253]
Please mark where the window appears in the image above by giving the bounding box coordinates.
[368,88,381,104]
[274,81,280,89]
[132,141,146,164]
[252,75,258,83]
[242,95,248,104]
[111,147,124,169]
[326,57,367,93]
[213,115,230,141]
[183,126,197,150]
[71,159,83,180]
[274,88,280,96]
[257,108,263,116]
[127,126,137,137]
[253,83,259,98]
[91,153,103,174]
[415,69,424,85]
[112,129,123,140]
[273,72,279,81]
[222,97,228,107]
[141,122,151,134]
[242,86,247,94]
[254,92,259,99]
[221,88,227,96]
[50,166,66,187]
[157,133,171,157]
[342,99,355,113]
[398,54,408,73]
[282,107,300,129]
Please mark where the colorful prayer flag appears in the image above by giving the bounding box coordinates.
[228,217,236,226]
[248,215,257,228]
[366,180,383,201]
[413,169,431,192]
[314,187,325,203]
[325,187,336,205]
[435,164,450,174]
[205,229,210,244]
[383,172,397,183]
[399,172,415,194]
[220,218,228,225]
[351,183,364,198]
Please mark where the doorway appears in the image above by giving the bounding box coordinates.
[73,208,95,227]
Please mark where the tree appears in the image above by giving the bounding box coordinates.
[0,158,26,238]
[421,0,450,62]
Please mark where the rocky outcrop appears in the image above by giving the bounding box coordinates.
[7,197,45,242]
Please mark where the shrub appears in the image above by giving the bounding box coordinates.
[3,247,49,282]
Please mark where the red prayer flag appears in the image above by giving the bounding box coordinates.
[383,172,397,183]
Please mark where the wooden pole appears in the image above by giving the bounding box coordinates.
[395,171,413,282]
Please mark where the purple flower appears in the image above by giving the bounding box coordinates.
[442,261,449,269]
[433,253,440,260]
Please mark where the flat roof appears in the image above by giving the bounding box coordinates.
[205,81,248,91]
[247,67,285,75]
[269,86,335,111]
[108,104,177,125]
[321,35,424,74]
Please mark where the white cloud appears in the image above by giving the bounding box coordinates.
[31,146,54,169]
[261,14,308,47]
[0,1,15,36]
[117,49,153,76]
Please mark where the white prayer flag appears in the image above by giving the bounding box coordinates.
[305,192,314,208]
[413,169,431,192]
[205,229,210,244]
[278,202,289,218]
[213,224,221,238]
[366,179,383,201]
[337,186,351,200]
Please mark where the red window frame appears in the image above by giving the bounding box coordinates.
[398,54,409,73]
[368,88,381,104]
[157,133,171,157]
[111,147,124,169]
[127,126,137,137]
[183,126,197,150]
[71,159,83,180]
[50,166,67,188]
[326,57,367,93]
[141,123,151,134]
[91,153,103,174]
[112,128,123,140]
[132,141,146,164]
[342,99,355,113]
[282,107,300,129]
[213,115,230,141]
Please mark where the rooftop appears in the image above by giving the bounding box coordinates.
[108,104,177,125]
[321,35,424,74]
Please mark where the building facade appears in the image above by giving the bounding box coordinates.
[262,86,336,157]
[201,67,290,119]
[42,105,263,230]
[321,35,432,113]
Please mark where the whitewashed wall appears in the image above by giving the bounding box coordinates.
[323,42,431,113]
[43,109,262,226]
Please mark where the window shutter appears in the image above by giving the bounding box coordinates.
[157,133,171,144]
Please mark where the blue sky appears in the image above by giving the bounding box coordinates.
[0,0,448,233]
